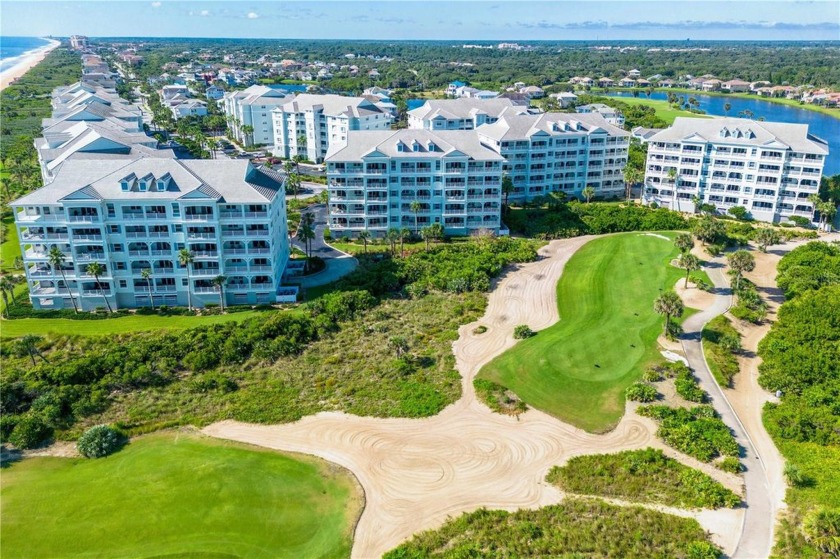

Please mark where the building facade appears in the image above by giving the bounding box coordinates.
[11,158,289,311]
[476,112,630,201]
[325,129,505,238]
[222,85,292,147]
[407,98,525,131]
[643,117,829,223]
[272,94,392,163]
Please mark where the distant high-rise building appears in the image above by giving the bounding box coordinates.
[69,35,89,50]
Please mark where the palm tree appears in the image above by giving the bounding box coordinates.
[582,185,595,203]
[48,246,78,314]
[654,290,684,337]
[679,253,701,288]
[623,166,642,203]
[389,335,409,358]
[178,248,195,311]
[85,262,112,313]
[141,268,155,310]
[297,219,316,271]
[755,228,780,253]
[212,275,227,311]
[358,230,371,254]
[240,124,254,147]
[675,233,694,254]
[399,227,411,257]
[410,200,422,234]
[420,226,432,250]
[296,134,307,158]
[501,174,514,214]
[723,102,731,116]
[727,250,756,292]
[386,227,400,256]
[429,223,444,244]
[0,275,12,317]
[18,334,47,366]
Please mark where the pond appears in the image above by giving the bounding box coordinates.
[607,91,839,175]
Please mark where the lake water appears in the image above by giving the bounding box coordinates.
[268,84,309,94]
[607,91,839,175]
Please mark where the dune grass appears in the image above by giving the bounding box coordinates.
[0,431,362,559]
[478,232,695,432]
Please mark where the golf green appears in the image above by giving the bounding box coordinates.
[478,232,689,432]
[0,432,362,558]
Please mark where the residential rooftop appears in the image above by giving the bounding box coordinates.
[326,129,506,161]
[476,112,629,142]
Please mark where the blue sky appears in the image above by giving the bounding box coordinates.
[2,1,839,41]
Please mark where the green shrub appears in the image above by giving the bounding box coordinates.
[638,405,739,462]
[626,382,658,403]
[643,367,664,382]
[802,508,840,557]
[8,413,52,449]
[547,448,740,509]
[675,370,707,403]
[472,325,488,335]
[717,456,743,474]
[513,325,535,339]
[77,425,125,458]
[686,540,723,559]
[474,378,527,416]
[702,316,741,387]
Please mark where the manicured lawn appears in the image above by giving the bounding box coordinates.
[0,432,362,559]
[478,232,695,432]
[611,96,712,125]
[0,311,260,338]
[1,215,22,273]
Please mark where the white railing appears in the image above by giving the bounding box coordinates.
[243,212,268,219]
[67,215,99,223]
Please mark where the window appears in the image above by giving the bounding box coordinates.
[109,225,121,233]
[174,224,183,233]
[121,181,129,192]
[119,280,127,288]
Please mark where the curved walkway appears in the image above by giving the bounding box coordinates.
[291,203,358,288]
[206,235,743,558]
[680,255,774,559]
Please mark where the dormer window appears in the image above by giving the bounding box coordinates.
[396,142,405,152]
[412,142,420,152]
[427,142,438,152]
[156,180,167,191]
[121,180,130,192]
[720,128,730,138]
[139,181,147,192]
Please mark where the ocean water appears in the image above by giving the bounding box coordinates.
[0,36,51,73]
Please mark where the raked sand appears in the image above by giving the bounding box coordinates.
[204,235,743,558]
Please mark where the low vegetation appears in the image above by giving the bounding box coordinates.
[547,448,740,509]
[506,200,688,239]
[0,238,538,446]
[473,378,527,416]
[0,432,361,559]
[625,382,658,402]
[757,242,840,558]
[76,424,125,458]
[638,405,739,463]
[383,497,722,559]
[675,368,708,403]
[702,315,742,388]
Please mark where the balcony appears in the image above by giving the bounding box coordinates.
[187,232,217,240]
[192,268,221,277]
[67,215,99,223]
[221,230,246,237]
[15,212,60,223]
[22,232,69,241]
[75,252,106,261]
[145,213,168,220]
[193,251,219,258]
[248,248,270,255]
[28,268,52,278]
[243,212,268,219]
[122,213,146,220]
[249,265,272,273]
[72,234,103,242]
[184,214,214,221]
[220,211,244,220]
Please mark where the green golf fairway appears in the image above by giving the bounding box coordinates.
[479,232,689,432]
[0,432,362,559]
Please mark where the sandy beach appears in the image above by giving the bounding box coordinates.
[0,38,62,91]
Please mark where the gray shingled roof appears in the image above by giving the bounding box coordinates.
[326,129,505,161]
[476,112,628,141]
[648,117,829,155]
[12,158,284,206]
[408,98,520,120]
[275,93,384,118]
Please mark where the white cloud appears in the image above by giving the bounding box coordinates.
[200,9,210,16]
[151,1,162,7]
[247,11,259,19]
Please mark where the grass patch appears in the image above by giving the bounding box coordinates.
[547,448,740,509]
[606,96,713,125]
[1,215,22,273]
[702,315,742,388]
[1,310,261,338]
[478,232,693,432]
[0,431,361,559]
[383,497,721,558]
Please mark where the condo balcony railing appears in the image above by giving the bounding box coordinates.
[192,251,219,258]
[220,211,244,219]
[187,233,217,240]
[222,230,246,236]
[72,234,103,241]
[243,212,268,219]
[184,214,214,221]
[67,215,100,223]
[75,252,106,261]
[192,268,221,276]
[22,232,69,241]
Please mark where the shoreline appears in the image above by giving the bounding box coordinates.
[0,38,62,92]
[588,86,840,120]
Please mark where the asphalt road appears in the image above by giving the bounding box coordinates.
[680,258,774,559]
[291,204,357,288]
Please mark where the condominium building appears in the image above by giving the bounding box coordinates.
[325,129,505,237]
[476,112,630,201]
[272,94,392,163]
[643,117,829,223]
[407,98,526,131]
[575,103,626,128]
[222,85,292,147]
[11,158,289,311]
[69,35,89,50]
